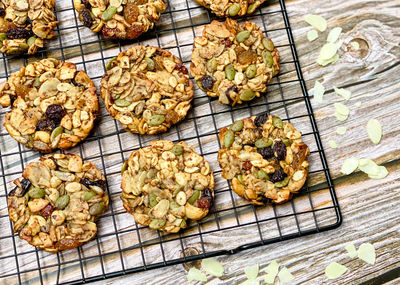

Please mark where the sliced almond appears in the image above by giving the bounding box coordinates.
[305,14,327,32]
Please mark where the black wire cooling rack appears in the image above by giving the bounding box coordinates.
[0,0,342,284]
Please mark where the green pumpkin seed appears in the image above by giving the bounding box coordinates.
[28,187,45,199]
[149,218,166,229]
[225,64,236,80]
[236,30,250,43]
[101,6,117,21]
[272,116,283,128]
[19,43,28,50]
[51,126,63,143]
[144,57,155,71]
[105,57,117,70]
[228,3,241,16]
[262,37,275,51]
[230,120,244,132]
[82,191,97,201]
[170,145,183,156]
[27,36,36,47]
[245,64,257,79]
[255,138,273,148]
[114,98,131,107]
[0,33,6,41]
[274,176,289,188]
[257,169,269,180]
[283,139,292,146]
[206,58,218,72]
[33,77,41,87]
[187,190,200,204]
[239,89,256,101]
[148,114,165,126]
[55,194,70,209]
[262,50,273,67]
[247,3,257,13]
[121,161,128,175]
[89,202,105,216]
[6,48,19,54]
[224,130,235,148]
[237,174,244,184]
[149,193,158,208]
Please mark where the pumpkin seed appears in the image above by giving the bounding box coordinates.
[245,64,257,79]
[187,190,200,204]
[114,98,131,107]
[257,169,269,180]
[274,177,289,188]
[224,130,235,148]
[144,57,155,71]
[262,38,275,51]
[230,120,244,132]
[0,33,6,41]
[262,50,273,67]
[237,174,244,184]
[272,116,283,128]
[19,43,28,50]
[121,161,128,175]
[149,193,158,208]
[28,187,45,199]
[228,3,241,16]
[6,48,19,54]
[55,194,70,209]
[283,139,292,146]
[247,3,257,13]
[105,57,117,70]
[82,191,97,201]
[101,6,117,21]
[149,218,166,229]
[206,58,218,72]
[236,30,250,43]
[225,64,236,80]
[239,89,255,101]
[255,138,273,148]
[27,36,36,47]
[50,126,63,146]
[148,114,165,126]
[89,202,105,216]
[170,145,183,156]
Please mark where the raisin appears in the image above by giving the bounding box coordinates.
[237,50,257,65]
[20,179,31,195]
[70,78,83,87]
[80,178,107,191]
[36,119,56,131]
[40,204,55,219]
[56,238,81,251]
[8,187,18,196]
[123,3,139,24]
[222,39,233,47]
[270,170,286,183]
[174,63,188,74]
[226,85,238,97]
[125,24,143,39]
[259,195,271,204]
[0,8,5,17]
[242,161,252,171]
[254,113,268,127]
[165,110,180,125]
[46,104,66,123]
[81,0,91,9]
[197,188,213,210]
[257,147,274,159]
[201,75,214,91]
[273,141,287,161]
[10,95,17,105]
[6,27,32,39]
[81,8,93,27]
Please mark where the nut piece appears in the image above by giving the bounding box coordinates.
[121,140,215,233]
[194,0,266,17]
[7,154,109,252]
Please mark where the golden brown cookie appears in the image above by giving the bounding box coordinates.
[121,140,214,233]
[218,114,310,205]
[100,46,194,135]
[190,19,280,106]
[7,154,109,252]
[195,0,266,17]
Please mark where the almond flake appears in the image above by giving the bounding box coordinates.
[313,81,325,103]
[319,42,338,61]
[336,126,347,135]
[358,159,388,179]
[367,119,382,144]
[328,140,337,148]
[334,87,351,100]
[341,157,358,175]
[357,243,376,265]
[345,243,357,258]
[277,267,294,283]
[307,30,319,42]
[305,14,327,32]
[244,264,259,280]
[327,27,342,43]
[201,258,224,277]
[325,262,347,279]
[187,268,207,282]
[334,103,349,121]
[264,260,279,284]
[317,53,339,66]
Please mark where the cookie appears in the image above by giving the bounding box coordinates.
[7,154,109,252]
[190,18,280,106]
[217,114,310,205]
[100,46,194,135]
[73,0,167,39]
[0,58,98,153]
[121,140,214,233]
[0,0,57,55]
[195,0,265,17]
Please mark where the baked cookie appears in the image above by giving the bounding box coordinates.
[100,46,193,135]
[121,140,214,233]
[0,0,57,55]
[195,0,265,17]
[73,0,167,39]
[0,58,98,153]
[7,154,109,252]
[218,114,310,205]
[190,18,280,106]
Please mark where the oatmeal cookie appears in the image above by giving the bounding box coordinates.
[195,0,265,17]
[73,0,167,39]
[190,19,280,106]
[100,46,193,135]
[218,114,310,205]
[0,58,98,153]
[0,0,58,55]
[7,154,109,252]
[121,140,214,233]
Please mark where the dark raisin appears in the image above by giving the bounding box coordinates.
[242,161,252,171]
[222,39,233,47]
[0,8,5,17]
[197,188,213,210]
[225,85,238,96]
[257,147,274,159]
[6,27,32,39]
[36,119,56,131]
[201,75,214,91]
[80,178,107,191]
[270,170,286,183]
[154,50,163,56]
[8,187,18,196]
[273,141,287,161]
[40,204,55,219]
[259,195,271,204]
[81,8,93,27]
[174,63,188,74]
[70,78,83,87]
[46,104,66,123]
[81,0,91,9]
[10,94,17,105]
[20,179,32,195]
[254,113,268,127]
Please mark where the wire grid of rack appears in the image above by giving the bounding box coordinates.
[0,0,341,284]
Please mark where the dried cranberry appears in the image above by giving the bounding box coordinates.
[81,8,93,27]
[102,26,119,39]
[222,39,233,47]
[242,161,252,171]
[197,188,213,210]
[273,141,287,161]
[270,170,286,183]
[0,8,5,17]
[254,113,268,127]
[6,27,32,39]
[81,0,91,9]
[36,119,56,131]
[40,204,55,219]
[45,104,66,123]
[20,179,31,195]
[174,63,188,74]
[201,75,214,91]
[257,147,274,159]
